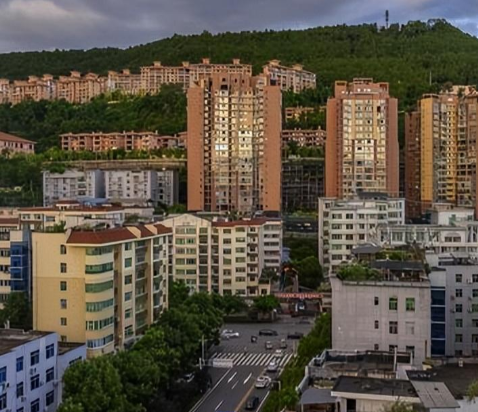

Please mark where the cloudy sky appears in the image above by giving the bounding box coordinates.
[0,0,477,53]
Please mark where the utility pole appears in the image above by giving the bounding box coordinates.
[385,10,389,29]
[201,335,206,369]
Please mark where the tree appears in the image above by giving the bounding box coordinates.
[168,280,190,308]
[57,399,85,412]
[467,380,478,401]
[0,292,32,330]
[296,256,323,289]
[219,294,248,315]
[338,263,381,281]
[253,295,279,313]
[61,357,137,412]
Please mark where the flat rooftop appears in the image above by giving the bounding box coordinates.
[426,364,478,400]
[332,376,417,398]
[58,342,85,356]
[0,329,53,356]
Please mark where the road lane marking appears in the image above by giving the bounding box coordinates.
[189,369,231,412]
[257,391,271,411]
[243,372,252,384]
[227,372,237,383]
[235,378,257,411]
[232,381,238,390]
[215,400,224,411]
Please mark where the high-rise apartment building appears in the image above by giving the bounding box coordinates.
[405,88,478,219]
[32,223,171,358]
[187,73,281,214]
[326,79,399,199]
[161,213,281,296]
[263,60,316,93]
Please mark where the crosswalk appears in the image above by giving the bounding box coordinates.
[209,351,293,367]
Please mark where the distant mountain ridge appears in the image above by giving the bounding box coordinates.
[1,19,478,109]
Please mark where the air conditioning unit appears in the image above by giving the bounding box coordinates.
[30,368,36,375]
[40,380,44,386]
[53,380,59,387]
[467,279,473,284]
[450,308,455,313]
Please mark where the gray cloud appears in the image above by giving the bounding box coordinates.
[0,0,476,53]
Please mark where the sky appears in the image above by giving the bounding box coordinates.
[0,0,477,53]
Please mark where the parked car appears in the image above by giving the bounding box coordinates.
[280,339,288,349]
[267,360,279,373]
[265,341,273,350]
[259,329,278,336]
[245,396,260,410]
[287,331,304,340]
[255,375,272,389]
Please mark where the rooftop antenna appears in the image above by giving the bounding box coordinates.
[385,10,389,29]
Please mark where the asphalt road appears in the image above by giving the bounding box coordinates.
[190,318,313,412]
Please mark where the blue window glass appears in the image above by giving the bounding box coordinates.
[31,399,40,412]
[16,357,23,372]
[0,367,6,384]
[46,344,55,359]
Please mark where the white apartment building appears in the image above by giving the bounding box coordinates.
[161,214,282,296]
[331,263,431,365]
[43,169,104,206]
[318,195,405,273]
[0,329,86,412]
[104,170,156,205]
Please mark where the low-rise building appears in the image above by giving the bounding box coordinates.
[161,214,282,296]
[318,194,405,273]
[281,128,326,150]
[331,261,431,365]
[0,131,35,154]
[0,329,86,412]
[32,223,171,358]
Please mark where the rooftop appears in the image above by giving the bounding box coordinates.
[410,381,459,409]
[0,329,53,356]
[0,131,35,145]
[300,388,336,406]
[332,376,417,399]
[370,260,425,272]
[58,342,86,356]
[422,364,478,400]
[0,217,19,226]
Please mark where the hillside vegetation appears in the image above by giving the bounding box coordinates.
[1,19,477,111]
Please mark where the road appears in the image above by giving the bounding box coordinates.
[190,318,313,412]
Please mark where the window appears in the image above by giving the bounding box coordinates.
[125,258,132,268]
[473,334,478,343]
[374,320,379,329]
[405,322,415,335]
[16,356,23,372]
[374,344,379,350]
[389,345,398,353]
[60,244,67,255]
[456,274,463,283]
[125,292,132,301]
[86,334,114,349]
[456,304,463,313]
[405,298,415,311]
[30,374,40,390]
[473,304,478,313]
[473,289,478,298]
[30,350,39,366]
[46,391,54,406]
[31,399,40,412]
[60,262,67,273]
[0,395,6,410]
[456,289,463,298]
[86,299,114,312]
[86,317,114,331]
[46,344,54,359]
[17,381,24,398]
[125,243,132,251]
[389,321,398,334]
[125,308,132,319]
[389,297,398,311]
[473,274,478,283]
[60,299,67,309]
[61,317,67,326]
[85,280,113,293]
[456,334,463,343]
[85,262,113,274]
[456,319,463,328]
[46,367,54,383]
[125,275,132,285]
[0,367,5,384]
[60,281,67,291]
[374,296,379,306]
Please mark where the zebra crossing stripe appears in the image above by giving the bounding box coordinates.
[231,353,243,363]
[248,353,260,365]
[257,353,270,366]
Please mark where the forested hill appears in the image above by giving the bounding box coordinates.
[1,19,478,109]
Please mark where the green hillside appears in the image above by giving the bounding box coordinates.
[1,19,478,110]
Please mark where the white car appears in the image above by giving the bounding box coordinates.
[267,360,279,373]
[274,349,284,358]
[221,329,240,339]
[255,375,272,389]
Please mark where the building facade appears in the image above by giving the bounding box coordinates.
[331,268,431,365]
[161,214,281,296]
[0,132,35,154]
[187,73,281,214]
[281,128,326,149]
[32,224,171,358]
[325,79,399,199]
[405,88,478,219]
[263,60,316,93]
[318,195,405,273]
[0,329,86,412]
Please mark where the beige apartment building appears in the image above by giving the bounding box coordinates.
[0,131,35,154]
[326,79,399,199]
[60,131,174,152]
[56,72,106,104]
[281,128,326,149]
[0,218,20,307]
[107,69,142,95]
[9,75,56,104]
[187,73,282,214]
[284,106,316,122]
[33,223,171,357]
[161,213,282,296]
[405,87,478,219]
[263,60,316,93]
